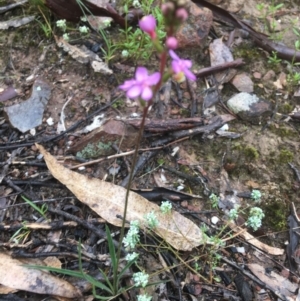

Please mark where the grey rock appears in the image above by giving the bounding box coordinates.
[4,79,51,133]
[227,92,272,124]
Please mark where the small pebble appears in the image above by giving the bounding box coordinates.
[57,149,64,156]
[253,72,261,79]
[181,200,188,208]
[211,216,219,224]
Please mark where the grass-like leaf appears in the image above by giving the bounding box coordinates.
[21,195,48,220]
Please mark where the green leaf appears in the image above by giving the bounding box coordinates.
[25,265,85,278]
[83,273,112,293]
[117,260,135,282]
[275,3,284,9]
[98,267,114,292]
[106,226,117,270]
[21,195,47,219]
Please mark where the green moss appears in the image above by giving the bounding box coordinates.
[179,165,190,174]
[112,99,125,109]
[233,44,261,63]
[179,108,190,118]
[76,141,113,159]
[270,125,296,138]
[262,199,288,231]
[232,142,243,151]
[244,146,259,160]
[278,103,293,114]
[278,149,293,164]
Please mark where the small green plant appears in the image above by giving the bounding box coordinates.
[21,195,48,220]
[36,17,52,38]
[160,200,172,214]
[118,0,166,60]
[10,222,31,244]
[251,189,262,201]
[209,193,219,209]
[292,26,300,52]
[287,72,300,86]
[246,207,265,231]
[27,226,142,300]
[111,99,125,109]
[256,1,284,33]
[268,51,282,65]
[98,27,118,63]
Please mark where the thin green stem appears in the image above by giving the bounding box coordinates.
[115,105,150,287]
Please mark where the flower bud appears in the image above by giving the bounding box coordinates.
[139,15,157,39]
[176,8,188,21]
[166,37,178,49]
[161,2,175,16]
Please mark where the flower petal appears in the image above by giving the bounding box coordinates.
[183,59,192,69]
[127,85,142,99]
[169,50,179,60]
[184,68,196,81]
[135,67,148,82]
[171,61,181,73]
[146,72,160,86]
[141,86,153,101]
[119,79,136,91]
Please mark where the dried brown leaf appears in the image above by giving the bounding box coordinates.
[229,222,284,256]
[0,252,81,298]
[36,144,203,251]
[248,263,297,297]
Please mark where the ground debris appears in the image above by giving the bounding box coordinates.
[0,252,82,298]
[0,16,34,30]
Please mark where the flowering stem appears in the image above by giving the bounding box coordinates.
[154,50,168,94]
[115,104,150,277]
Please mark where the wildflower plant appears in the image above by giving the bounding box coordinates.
[209,193,219,209]
[62,33,70,42]
[26,225,139,300]
[117,6,196,297]
[251,189,262,201]
[31,2,197,300]
[79,25,89,34]
[123,220,140,250]
[125,252,139,261]
[133,271,149,287]
[229,208,239,220]
[160,200,172,214]
[56,19,67,32]
[145,211,159,229]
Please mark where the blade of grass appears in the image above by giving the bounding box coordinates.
[21,195,47,219]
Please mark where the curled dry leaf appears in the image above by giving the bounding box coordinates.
[248,263,298,297]
[36,144,203,251]
[228,222,284,256]
[0,252,82,298]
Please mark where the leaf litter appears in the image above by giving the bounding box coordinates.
[0,252,82,299]
[36,144,204,251]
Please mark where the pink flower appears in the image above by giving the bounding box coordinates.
[119,67,160,101]
[139,15,157,39]
[166,37,178,49]
[176,8,188,21]
[169,50,196,82]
